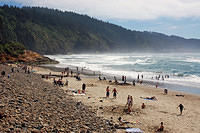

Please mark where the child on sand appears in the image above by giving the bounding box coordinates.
[157,122,164,132]
[106,86,110,98]
[164,89,168,95]
[112,88,118,99]
[141,103,145,109]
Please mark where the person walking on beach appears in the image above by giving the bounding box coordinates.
[106,86,110,98]
[178,104,184,115]
[112,88,118,99]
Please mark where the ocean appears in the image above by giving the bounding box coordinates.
[46,53,200,95]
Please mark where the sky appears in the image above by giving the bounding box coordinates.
[1,0,200,39]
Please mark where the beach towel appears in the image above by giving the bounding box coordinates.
[125,128,143,133]
[68,88,76,91]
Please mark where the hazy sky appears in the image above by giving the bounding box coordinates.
[1,0,200,39]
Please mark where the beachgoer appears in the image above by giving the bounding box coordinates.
[148,96,157,100]
[178,104,184,115]
[114,76,117,83]
[103,77,106,80]
[126,95,132,113]
[112,88,118,99]
[11,67,14,73]
[130,96,133,106]
[164,89,168,95]
[27,68,30,74]
[157,122,164,132]
[65,79,68,86]
[156,84,158,88]
[132,80,135,86]
[71,70,73,77]
[82,83,86,93]
[142,96,157,100]
[1,71,5,76]
[141,103,145,109]
[106,86,110,98]
[99,76,102,80]
[58,79,63,87]
[137,74,140,80]
[124,76,126,84]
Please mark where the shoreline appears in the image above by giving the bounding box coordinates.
[40,64,200,96]
[34,65,200,133]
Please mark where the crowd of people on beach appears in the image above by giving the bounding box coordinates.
[8,65,187,132]
[0,63,190,132]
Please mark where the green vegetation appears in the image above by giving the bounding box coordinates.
[0,5,200,54]
[0,42,25,57]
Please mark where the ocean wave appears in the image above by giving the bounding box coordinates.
[184,57,200,63]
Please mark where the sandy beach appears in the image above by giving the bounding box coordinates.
[34,66,200,133]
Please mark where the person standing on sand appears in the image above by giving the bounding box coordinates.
[65,79,68,86]
[112,88,118,99]
[132,80,135,86]
[126,95,132,113]
[178,104,184,115]
[106,86,110,98]
[71,70,73,77]
[82,83,86,93]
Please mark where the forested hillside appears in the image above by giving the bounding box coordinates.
[0,5,200,54]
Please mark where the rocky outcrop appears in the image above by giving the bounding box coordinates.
[0,50,58,64]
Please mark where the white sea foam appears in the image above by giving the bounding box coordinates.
[185,57,200,63]
[45,53,200,90]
